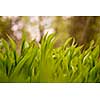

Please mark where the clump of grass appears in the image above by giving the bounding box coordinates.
[0,33,100,83]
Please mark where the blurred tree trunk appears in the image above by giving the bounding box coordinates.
[68,16,100,46]
[80,16,92,44]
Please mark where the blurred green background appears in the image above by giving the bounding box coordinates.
[0,16,100,49]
